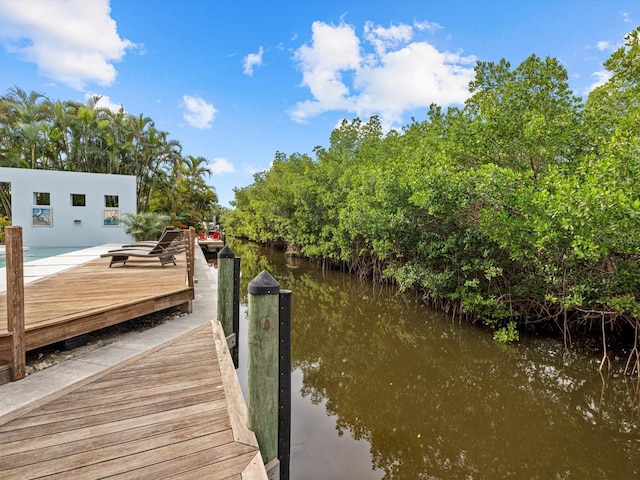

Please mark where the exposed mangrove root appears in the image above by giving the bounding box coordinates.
[624,318,640,377]
[563,308,572,349]
[254,240,640,377]
[600,312,611,373]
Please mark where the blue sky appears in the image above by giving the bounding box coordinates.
[0,0,638,207]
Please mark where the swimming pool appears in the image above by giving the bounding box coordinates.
[0,247,82,268]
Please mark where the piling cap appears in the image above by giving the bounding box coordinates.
[217,245,235,258]
[248,269,280,295]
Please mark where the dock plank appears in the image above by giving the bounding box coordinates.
[0,323,265,479]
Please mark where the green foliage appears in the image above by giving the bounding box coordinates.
[0,216,10,243]
[493,321,520,344]
[0,87,219,216]
[150,155,218,226]
[224,29,640,341]
[121,212,172,241]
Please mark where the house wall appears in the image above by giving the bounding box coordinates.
[0,168,137,247]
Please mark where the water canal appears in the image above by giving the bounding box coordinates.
[216,239,640,479]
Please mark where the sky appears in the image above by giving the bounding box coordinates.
[0,0,638,208]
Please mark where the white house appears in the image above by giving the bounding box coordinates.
[0,168,136,247]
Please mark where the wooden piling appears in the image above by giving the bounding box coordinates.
[5,226,25,381]
[217,245,235,337]
[181,227,195,314]
[247,269,280,470]
[232,256,241,368]
[186,227,195,289]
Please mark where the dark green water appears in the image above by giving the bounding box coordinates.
[220,239,640,480]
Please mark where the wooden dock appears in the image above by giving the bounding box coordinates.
[198,237,225,253]
[0,321,266,478]
[0,252,194,364]
[0,237,268,479]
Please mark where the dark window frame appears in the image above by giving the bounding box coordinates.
[104,195,119,208]
[34,192,50,206]
[71,193,86,207]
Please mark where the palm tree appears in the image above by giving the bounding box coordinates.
[2,87,50,169]
[0,86,221,220]
[4,87,48,124]
[15,120,47,168]
[45,100,75,170]
[178,155,217,224]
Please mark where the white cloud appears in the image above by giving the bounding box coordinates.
[243,46,264,76]
[86,93,123,113]
[209,157,235,174]
[242,164,262,176]
[290,21,361,122]
[414,20,443,34]
[182,95,217,129]
[356,43,476,127]
[364,21,413,57]
[0,0,136,90]
[290,20,475,128]
[596,41,611,51]
[587,70,612,93]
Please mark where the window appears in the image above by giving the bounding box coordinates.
[104,195,119,208]
[34,192,50,206]
[71,194,86,207]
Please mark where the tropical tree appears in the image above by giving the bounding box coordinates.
[150,155,218,226]
[224,29,640,353]
[121,212,172,241]
[0,86,222,224]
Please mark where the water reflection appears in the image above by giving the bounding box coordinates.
[225,239,640,479]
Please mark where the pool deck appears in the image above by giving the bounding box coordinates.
[0,244,268,479]
[0,246,195,360]
[0,245,116,293]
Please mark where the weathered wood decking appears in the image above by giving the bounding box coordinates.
[0,243,268,479]
[0,321,266,478]
[0,253,194,362]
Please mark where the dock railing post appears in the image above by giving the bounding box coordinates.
[248,270,280,478]
[217,245,235,339]
[6,226,26,381]
[180,227,195,314]
[232,256,241,368]
[186,227,195,289]
[278,290,292,480]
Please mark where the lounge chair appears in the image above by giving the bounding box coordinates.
[101,230,185,267]
[120,226,181,248]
